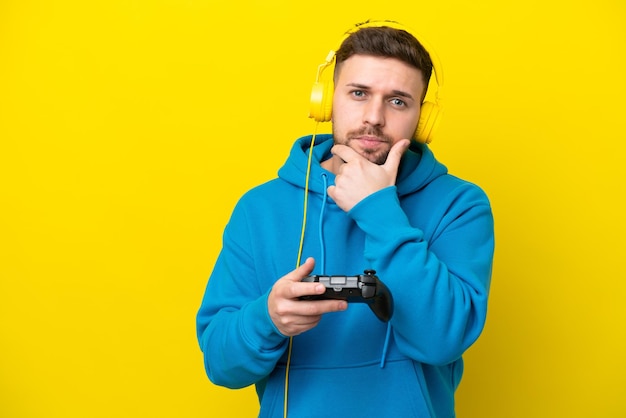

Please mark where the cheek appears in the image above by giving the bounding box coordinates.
[330,99,352,129]
[389,114,420,140]
[405,112,421,137]
[331,95,345,121]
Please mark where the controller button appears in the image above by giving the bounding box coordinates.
[362,285,376,299]
[330,276,347,285]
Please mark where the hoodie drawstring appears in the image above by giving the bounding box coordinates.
[380,322,392,368]
[318,173,328,274]
[317,172,390,369]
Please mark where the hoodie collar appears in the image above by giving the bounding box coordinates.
[278,134,448,196]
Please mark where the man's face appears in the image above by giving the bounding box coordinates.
[331,54,426,165]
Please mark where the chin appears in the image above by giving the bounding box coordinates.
[360,150,389,165]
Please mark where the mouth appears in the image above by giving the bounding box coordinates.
[352,135,387,148]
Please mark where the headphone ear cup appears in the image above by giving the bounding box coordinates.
[415,101,442,144]
[309,81,334,122]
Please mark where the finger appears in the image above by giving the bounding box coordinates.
[326,185,336,200]
[330,144,362,163]
[278,315,323,337]
[280,258,326,300]
[285,257,315,283]
[297,299,348,316]
[271,309,323,336]
[383,139,410,171]
[289,282,327,300]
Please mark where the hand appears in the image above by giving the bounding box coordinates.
[268,257,348,337]
[327,139,410,212]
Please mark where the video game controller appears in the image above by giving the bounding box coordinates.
[301,270,394,322]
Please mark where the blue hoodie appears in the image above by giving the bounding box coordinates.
[197,134,494,417]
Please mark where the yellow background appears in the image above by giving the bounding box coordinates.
[1,1,625,417]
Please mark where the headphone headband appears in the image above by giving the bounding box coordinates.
[309,20,445,144]
[337,20,443,92]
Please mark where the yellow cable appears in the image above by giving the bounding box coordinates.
[283,124,319,418]
[295,126,318,267]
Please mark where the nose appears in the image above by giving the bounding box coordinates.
[362,98,385,127]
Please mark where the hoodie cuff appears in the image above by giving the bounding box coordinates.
[348,186,423,244]
[240,289,289,352]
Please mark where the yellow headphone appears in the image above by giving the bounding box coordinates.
[308,20,444,144]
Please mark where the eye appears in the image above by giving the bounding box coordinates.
[350,90,366,99]
[390,98,406,107]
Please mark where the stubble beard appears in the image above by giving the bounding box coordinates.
[334,126,393,165]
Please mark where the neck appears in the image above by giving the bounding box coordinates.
[320,155,343,174]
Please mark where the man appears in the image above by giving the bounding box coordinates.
[197,21,494,417]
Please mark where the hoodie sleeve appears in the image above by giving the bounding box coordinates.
[348,179,495,366]
[196,200,289,389]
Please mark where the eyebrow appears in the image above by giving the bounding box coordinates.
[346,83,415,102]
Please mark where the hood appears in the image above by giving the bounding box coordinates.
[278,134,449,196]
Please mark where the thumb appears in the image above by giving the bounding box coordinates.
[384,139,410,171]
[288,257,315,282]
